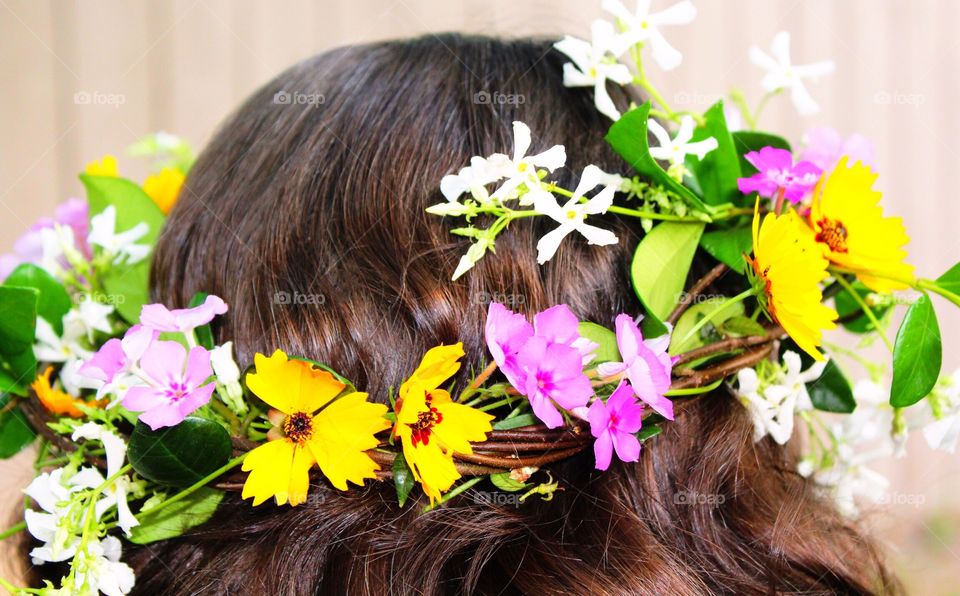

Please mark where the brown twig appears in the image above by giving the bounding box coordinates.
[666,263,729,324]
[669,344,774,390]
[673,325,784,366]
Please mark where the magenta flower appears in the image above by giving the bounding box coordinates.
[737,146,822,204]
[596,314,675,420]
[515,337,594,428]
[589,380,644,470]
[800,126,875,173]
[79,325,157,390]
[121,341,215,429]
[140,295,228,334]
[1,198,90,279]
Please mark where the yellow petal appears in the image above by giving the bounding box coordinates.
[143,167,185,214]
[402,437,459,505]
[399,343,464,399]
[241,439,314,506]
[307,392,389,490]
[432,402,494,456]
[84,155,118,177]
[245,350,345,415]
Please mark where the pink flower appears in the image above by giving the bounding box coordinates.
[121,341,215,429]
[589,380,644,470]
[79,325,158,396]
[800,126,875,173]
[737,146,822,204]
[484,302,597,428]
[1,198,90,279]
[140,295,228,334]
[597,315,675,420]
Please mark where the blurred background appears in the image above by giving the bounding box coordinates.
[1,0,958,592]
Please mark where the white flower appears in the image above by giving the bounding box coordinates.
[749,31,835,116]
[439,156,504,204]
[554,20,634,121]
[532,165,620,264]
[647,116,718,167]
[72,536,136,596]
[488,122,567,204]
[735,351,825,444]
[813,448,889,518]
[88,206,150,266]
[71,423,139,536]
[603,0,698,71]
[923,369,960,453]
[211,341,247,414]
[64,299,115,343]
[23,468,100,564]
[34,316,92,364]
[38,224,78,280]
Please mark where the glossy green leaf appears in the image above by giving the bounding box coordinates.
[606,103,707,211]
[935,261,960,297]
[0,395,36,458]
[577,322,619,363]
[637,424,663,442]
[188,292,215,349]
[630,222,705,323]
[492,413,537,430]
[700,226,752,274]
[3,264,72,335]
[669,296,745,354]
[128,417,232,486]
[489,472,529,492]
[81,174,166,324]
[808,359,856,413]
[891,294,942,407]
[719,316,766,338]
[686,101,741,206]
[730,131,791,177]
[0,286,38,393]
[393,453,415,508]
[834,281,891,333]
[129,488,223,544]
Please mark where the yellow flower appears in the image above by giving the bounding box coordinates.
[393,344,494,504]
[241,350,390,506]
[747,203,838,361]
[31,367,102,418]
[143,167,185,214]
[809,158,914,293]
[84,155,119,177]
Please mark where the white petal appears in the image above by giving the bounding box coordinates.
[575,222,619,246]
[536,225,574,264]
[602,0,634,23]
[648,28,684,71]
[790,80,821,115]
[554,37,593,74]
[440,173,469,201]
[528,144,567,172]
[583,185,617,215]
[685,137,718,160]
[770,31,791,65]
[749,46,779,72]
[651,0,697,26]
[593,79,622,121]
[572,165,605,199]
[511,121,532,163]
[794,60,836,79]
[646,118,673,148]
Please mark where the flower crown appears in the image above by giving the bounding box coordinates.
[2,3,960,594]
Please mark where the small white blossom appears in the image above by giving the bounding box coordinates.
[439,156,504,205]
[211,341,247,414]
[72,536,136,596]
[64,299,114,343]
[34,316,92,364]
[88,206,150,266]
[38,225,80,280]
[813,447,889,518]
[923,369,960,453]
[532,165,620,264]
[486,122,566,204]
[72,423,139,536]
[647,116,718,170]
[554,20,634,121]
[24,468,100,564]
[735,351,825,445]
[749,31,835,116]
[603,0,698,71]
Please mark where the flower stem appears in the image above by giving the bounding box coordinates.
[424,476,484,512]
[918,278,960,308]
[0,521,25,542]
[834,274,894,353]
[135,454,248,521]
[665,378,724,396]
[673,288,758,349]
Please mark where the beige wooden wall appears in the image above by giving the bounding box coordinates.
[2,0,960,592]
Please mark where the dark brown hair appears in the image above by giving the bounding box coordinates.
[124,34,897,594]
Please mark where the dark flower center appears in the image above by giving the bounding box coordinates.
[283,412,314,444]
[410,394,443,447]
[815,217,849,253]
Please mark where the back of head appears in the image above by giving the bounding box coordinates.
[134,34,896,595]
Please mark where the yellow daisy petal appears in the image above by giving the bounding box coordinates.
[431,401,494,456]
[402,436,460,504]
[398,343,464,400]
[307,392,389,491]
[143,167,185,214]
[241,439,314,506]
[245,349,345,415]
[84,155,118,177]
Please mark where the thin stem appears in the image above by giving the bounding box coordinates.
[135,454,248,521]
[0,521,25,541]
[673,288,757,350]
[834,274,893,352]
[665,378,724,396]
[424,477,484,512]
[918,278,960,308]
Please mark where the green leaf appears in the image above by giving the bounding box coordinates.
[81,174,166,324]
[393,453,415,508]
[669,296,745,354]
[128,417,232,486]
[3,264,72,335]
[686,101,742,206]
[489,472,529,492]
[0,286,38,393]
[0,395,36,458]
[935,261,960,296]
[492,413,537,430]
[637,424,662,442]
[630,222,705,322]
[129,488,223,544]
[188,292,215,349]
[700,226,752,274]
[808,360,856,413]
[577,322,619,363]
[890,294,942,407]
[605,103,708,211]
[730,131,791,177]
[834,281,892,333]
[719,316,767,338]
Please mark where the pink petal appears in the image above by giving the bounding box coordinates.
[593,431,613,470]
[178,383,215,417]
[139,340,187,386]
[182,347,213,389]
[138,403,187,430]
[122,386,166,412]
[533,304,580,345]
[121,325,157,361]
[612,431,641,463]
[79,339,126,383]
